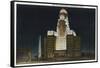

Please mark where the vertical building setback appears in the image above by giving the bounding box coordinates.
[40,8,81,61]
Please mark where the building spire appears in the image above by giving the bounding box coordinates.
[57,8,76,37]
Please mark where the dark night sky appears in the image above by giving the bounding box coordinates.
[16,4,95,57]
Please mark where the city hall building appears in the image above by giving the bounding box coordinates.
[38,8,81,61]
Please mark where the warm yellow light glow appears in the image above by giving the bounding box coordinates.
[55,37,66,50]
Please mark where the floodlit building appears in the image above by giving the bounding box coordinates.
[39,8,81,61]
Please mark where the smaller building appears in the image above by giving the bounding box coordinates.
[16,48,32,64]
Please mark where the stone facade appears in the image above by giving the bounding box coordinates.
[41,35,81,61]
[40,8,81,61]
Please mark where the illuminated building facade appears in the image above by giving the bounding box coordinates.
[39,9,81,61]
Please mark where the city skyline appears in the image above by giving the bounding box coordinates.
[16,4,95,58]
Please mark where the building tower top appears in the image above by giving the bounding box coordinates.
[59,8,68,14]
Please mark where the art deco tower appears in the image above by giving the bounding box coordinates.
[57,8,68,37]
[55,9,76,51]
[41,8,80,60]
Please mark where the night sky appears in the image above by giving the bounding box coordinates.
[16,4,95,57]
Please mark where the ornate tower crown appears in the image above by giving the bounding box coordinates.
[59,8,68,20]
[59,8,68,14]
